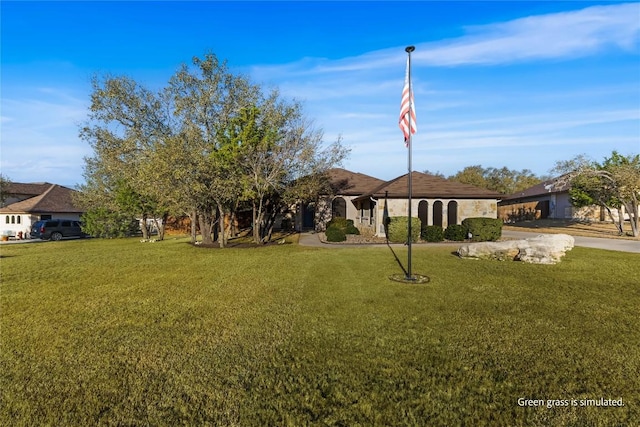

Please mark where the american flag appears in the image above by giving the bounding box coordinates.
[399,57,416,146]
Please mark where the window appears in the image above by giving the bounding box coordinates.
[433,201,443,227]
[5,216,8,224]
[11,216,15,224]
[332,197,347,218]
[447,201,458,226]
[16,216,21,224]
[418,200,428,228]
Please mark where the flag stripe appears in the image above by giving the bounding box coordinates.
[399,57,416,146]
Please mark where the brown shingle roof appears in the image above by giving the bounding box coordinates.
[356,171,502,200]
[501,176,570,201]
[4,182,54,197]
[327,168,386,196]
[0,184,83,214]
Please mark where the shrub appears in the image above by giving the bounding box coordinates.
[327,217,348,229]
[81,208,139,238]
[327,217,359,235]
[325,226,346,242]
[345,224,360,235]
[422,225,444,242]
[387,217,421,243]
[444,224,467,241]
[462,217,502,242]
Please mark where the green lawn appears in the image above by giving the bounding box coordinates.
[1,237,638,426]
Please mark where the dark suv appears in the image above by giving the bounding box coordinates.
[31,219,84,241]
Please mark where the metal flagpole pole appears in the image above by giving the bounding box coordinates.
[406,45,415,280]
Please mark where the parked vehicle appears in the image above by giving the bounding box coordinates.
[31,220,84,241]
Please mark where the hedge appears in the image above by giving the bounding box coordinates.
[422,225,444,242]
[444,224,467,241]
[461,217,502,242]
[325,226,347,242]
[327,218,360,235]
[387,217,421,243]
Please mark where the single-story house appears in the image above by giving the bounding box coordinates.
[297,168,502,237]
[498,176,607,222]
[0,182,84,237]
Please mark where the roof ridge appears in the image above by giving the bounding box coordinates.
[25,184,57,211]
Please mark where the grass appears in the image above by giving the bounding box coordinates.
[1,237,639,426]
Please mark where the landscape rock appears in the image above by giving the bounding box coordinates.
[457,234,575,264]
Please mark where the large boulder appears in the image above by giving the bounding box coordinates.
[457,234,575,264]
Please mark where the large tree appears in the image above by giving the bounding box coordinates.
[217,93,348,244]
[78,75,174,239]
[554,152,640,237]
[80,53,348,244]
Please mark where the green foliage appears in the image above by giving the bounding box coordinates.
[81,53,349,246]
[325,225,346,242]
[0,173,10,205]
[345,223,360,235]
[327,217,348,229]
[462,217,502,242]
[387,216,421,243]
[327,218,359,235]
[1,240,638,426]
[444,224,467,241]
[449,165,542,194]
[422,225,444,242]
[81,208,138,238]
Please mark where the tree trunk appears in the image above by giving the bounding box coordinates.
[190,210,197,243]
[198,208,216,245]
[263,209,277,243]
[604,206,623,234]
[217,203,226,248]
[623,200,639,238]
[252,200,259,244]
[615,207,625,235]
[140,214,149,240]
[226,200,239,240]
[152,214,167,241]
[254,198,265,244]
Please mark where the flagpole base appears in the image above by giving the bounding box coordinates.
[389,273,430,284]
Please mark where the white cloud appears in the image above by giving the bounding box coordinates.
[417,3,640,66]
[251,2,640,81]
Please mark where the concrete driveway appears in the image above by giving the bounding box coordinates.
[502,230,640,254]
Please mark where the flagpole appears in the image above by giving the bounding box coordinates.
[405,45,415,280]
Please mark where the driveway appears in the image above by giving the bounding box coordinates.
[502,230,640,254]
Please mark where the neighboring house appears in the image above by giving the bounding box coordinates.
[0,182,84,237]
[301,168,501,237]
[498,176,606,222]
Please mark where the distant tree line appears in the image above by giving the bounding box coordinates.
[424,166,545,195]
[76,53,348,246]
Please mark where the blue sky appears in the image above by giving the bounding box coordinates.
[2,1,639,187]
